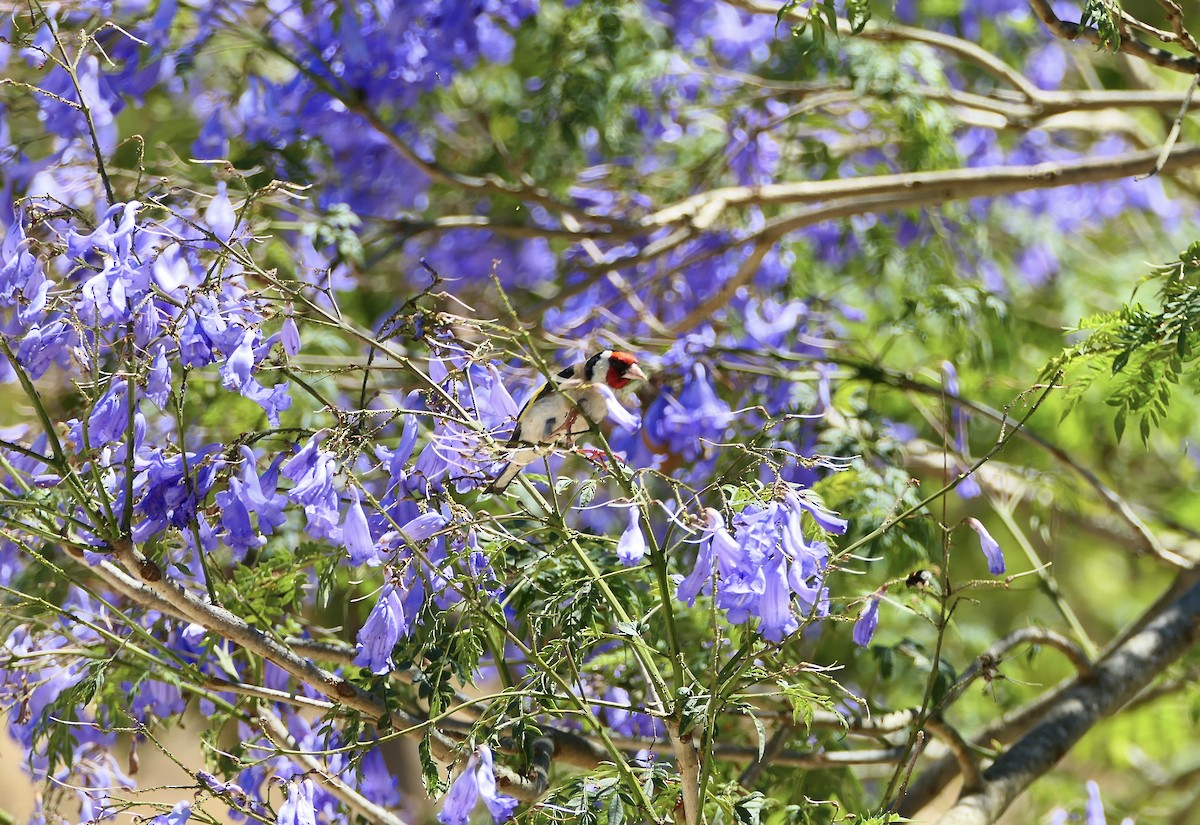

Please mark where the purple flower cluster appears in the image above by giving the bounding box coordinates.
[677,491,847,642]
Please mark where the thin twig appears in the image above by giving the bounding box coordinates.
[1138,71,1200,180]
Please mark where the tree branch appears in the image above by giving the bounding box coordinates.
[933,575,1200,824]
[646,144,1200,231]
[1028,0,1200,74]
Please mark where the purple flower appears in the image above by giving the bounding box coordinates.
[615,505,647,566]
[276,778,316,825]
[941,362,968,455]
[397,511,447,545]
[676,491,837,640]
[17,320,74,381]
[853,594,881,647]
[283,435,341,541]
[758,552,798,642]
[353,584,407,674]
[675,508,732,606]
[597,384,642,432]
[147,345,171,408]
[965,517,1006,575]
[342,487,377,566]
[206,182,237,242]
[133,446,220,542]
[85,381,130,448]
[599,686,657,737]
[359,747,402,807]
[438,745,518,825]
[1085,780,1105,825]
[217,446,289,558]
[130,679,186,723]
[242,378,292,426]
[783,490,847,536]
[148,802,191,825]
[221,327,255,393]
[654,363,732,470]
[281,314,301,357]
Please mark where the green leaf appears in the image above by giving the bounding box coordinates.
[734,793,768,825]
[578,478,597,506]
[607,792,625,825]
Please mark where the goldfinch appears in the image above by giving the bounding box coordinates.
[486,350,647,494]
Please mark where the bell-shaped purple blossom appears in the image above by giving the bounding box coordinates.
[358,747,402,807]
[148,802,191,825]
[16,320,74,380]
[353,584,408,674]
[676,508,734,606]
[283,434,341,541]
[397,511,448,545]
[965,517,1006,575]
[758,552,798,642]
[942,362,981,500]
[281,314,301,357]
[615,505,647,566]
[1085,780,1105,825]
[130,679,187,723]
[221,327,255,393]
[146,345,171,408]
[438,745,518,825]
[377,397,421,498]
[132,446,221,543]
[206,182,237,242]
[276,778,316,825]
[242,378,292,426]
[596,384,642,432]
[853,593,881,647]
[783,490,847,536]
[217,446,289,558]
[342,487,377,566]
[653,363,732,473]
[80,381,131,449]
[596,685,659,738]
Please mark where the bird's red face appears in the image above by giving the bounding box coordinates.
[605,351,647,389]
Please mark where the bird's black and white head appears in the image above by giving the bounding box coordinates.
[580,350,647,389]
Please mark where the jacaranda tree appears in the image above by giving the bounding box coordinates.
[3,1,1200,824]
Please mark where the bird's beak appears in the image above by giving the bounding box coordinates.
[627,364,647,381]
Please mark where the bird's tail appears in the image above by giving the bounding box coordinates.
[485,446,544,494]
[485,461,520,495]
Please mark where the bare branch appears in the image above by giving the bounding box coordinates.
[1152,0,1200,57]
[646,144,1200,231]
[924,718,984,794]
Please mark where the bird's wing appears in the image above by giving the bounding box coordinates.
[506,366,584,445]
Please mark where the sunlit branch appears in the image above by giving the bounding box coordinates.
[646,144,1200,231]
[934,574,1200,825]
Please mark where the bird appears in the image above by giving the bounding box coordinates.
[485,350,647,494]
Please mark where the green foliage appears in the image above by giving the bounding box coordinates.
[1047,242,1200,442]
[1081,0,1122,52]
